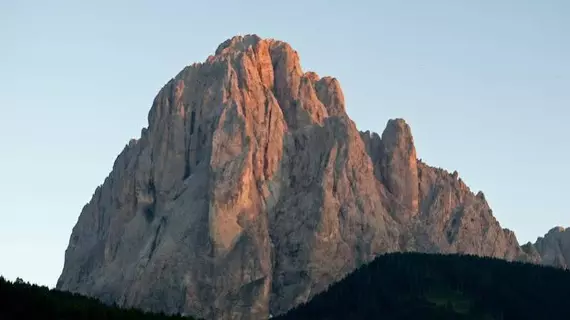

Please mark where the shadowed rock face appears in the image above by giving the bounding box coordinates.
[525,227,570,268]
[57,34,537,320]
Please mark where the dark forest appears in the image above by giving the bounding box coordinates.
[4,252,570,319]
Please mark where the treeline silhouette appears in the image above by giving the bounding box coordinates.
[0,276,196,320]
[274,252,570,320]
[5,252,570,319]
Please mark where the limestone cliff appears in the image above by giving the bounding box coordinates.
[523,227,570,268]
[57,35,535,320]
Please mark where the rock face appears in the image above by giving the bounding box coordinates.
[57,35,536,320]
[526,227,570,268]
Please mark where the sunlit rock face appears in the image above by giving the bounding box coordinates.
[57,34,535,320]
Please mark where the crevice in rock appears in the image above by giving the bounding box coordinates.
[148,216,167,262]
[184,109,197,180]
[189,110,197,135]
[195,126,204,167]
[263,98,272,178]
[143,180,157,223]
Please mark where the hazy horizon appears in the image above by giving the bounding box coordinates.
[1,0,568,288]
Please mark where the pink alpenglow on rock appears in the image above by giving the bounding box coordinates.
[57,35,547,320]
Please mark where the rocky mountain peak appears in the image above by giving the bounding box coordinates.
[58,35,541,320]
[214,34,264,55]
[548,226,566,234]
[530,227,570,268]
[383,118,412,137]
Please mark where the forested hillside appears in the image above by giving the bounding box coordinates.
[275,252,570,320]
[5,252,570,319]
[0,276,196,320]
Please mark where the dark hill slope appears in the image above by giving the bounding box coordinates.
[0,277,197,320]
[274,252,570,320]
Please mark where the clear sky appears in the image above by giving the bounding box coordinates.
[0,0,568,288]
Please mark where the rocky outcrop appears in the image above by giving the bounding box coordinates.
[526,227,570,268]
[57,34,536,320]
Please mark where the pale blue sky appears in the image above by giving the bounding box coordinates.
[1,0,568,288]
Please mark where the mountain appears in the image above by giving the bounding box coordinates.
[57,34,543,320]
[0,276,195,319]
[273,252,570,320]
[524,227,570,268]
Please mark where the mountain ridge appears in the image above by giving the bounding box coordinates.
[57,34,563,320]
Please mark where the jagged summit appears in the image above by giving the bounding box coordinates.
[215,34,264,55]
[548,226,566,234]
[213,34,298,57]
[58,35,547,320]
[530,227,570,268]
